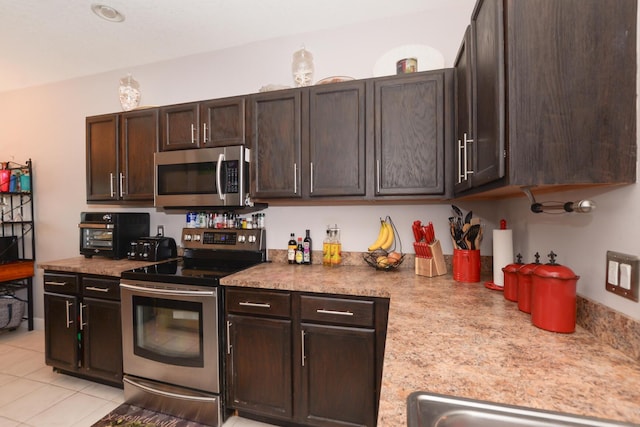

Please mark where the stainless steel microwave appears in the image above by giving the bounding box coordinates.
[154,145,250,208]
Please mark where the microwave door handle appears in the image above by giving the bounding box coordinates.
[216,152,225,201]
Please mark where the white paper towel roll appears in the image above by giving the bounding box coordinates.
[492,229,514,287]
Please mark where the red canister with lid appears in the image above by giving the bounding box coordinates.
[502,253,523,302]
[517,253,541,313]
[531,252,579,333]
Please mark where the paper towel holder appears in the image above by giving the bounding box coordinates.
[521,186,596,214]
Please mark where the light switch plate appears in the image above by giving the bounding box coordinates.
[606,251,639,302]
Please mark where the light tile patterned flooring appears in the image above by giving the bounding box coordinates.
[0,327,275,427]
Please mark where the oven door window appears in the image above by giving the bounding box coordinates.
[132,295,204,367]
[81,227,113,250]
[157,162,217,196]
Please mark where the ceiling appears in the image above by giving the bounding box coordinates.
[0,0,455,93]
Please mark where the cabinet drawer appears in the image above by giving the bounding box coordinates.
[82,276,120,301]
[300,295,374,327]
[44,272,79,294]
[226,288,290,318]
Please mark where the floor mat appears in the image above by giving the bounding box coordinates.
[91,403,213,427]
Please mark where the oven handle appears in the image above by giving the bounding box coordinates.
[120,282,217,297]
[123,376,217,403]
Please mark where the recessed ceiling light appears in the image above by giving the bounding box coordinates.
[91,4,125,22]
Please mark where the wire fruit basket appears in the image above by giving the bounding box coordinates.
[363,216,404,271]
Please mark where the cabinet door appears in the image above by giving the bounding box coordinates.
[44,293,78,372]
[299,323,376,427]
[374,72,447,196]
[120,109,158,201]
[226,314,293,420]
[454,26,474,193]
[249,91,302,198]
[82,297,122,384]
[471,0,505,186]
[86,114,118,201]
[308,82,366,197]
[200,97,246,148]
[160,103,200,151]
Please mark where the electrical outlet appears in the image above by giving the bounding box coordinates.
[157,225,164,237]
[605,251,639,302]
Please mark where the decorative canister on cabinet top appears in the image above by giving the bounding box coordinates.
[292,47,314,87]
[118,73,141,111]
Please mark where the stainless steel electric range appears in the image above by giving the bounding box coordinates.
[120,227,266,426]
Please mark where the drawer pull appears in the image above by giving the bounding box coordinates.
[239,301,271,309]
[316,309,354,316]
[85,286,110,293]
[45,281,68,286]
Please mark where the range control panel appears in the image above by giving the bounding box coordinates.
[182,228,266,251]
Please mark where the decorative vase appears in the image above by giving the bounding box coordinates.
[292,47,314,87]
[118,74,141,111]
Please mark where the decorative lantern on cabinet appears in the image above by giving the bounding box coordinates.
[291,47,314,87]
[118,74,141,111]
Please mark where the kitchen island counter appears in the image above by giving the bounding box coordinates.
[220,262,640,426]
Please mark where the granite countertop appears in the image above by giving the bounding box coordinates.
[38,256,161,276]
[221,262,640,426]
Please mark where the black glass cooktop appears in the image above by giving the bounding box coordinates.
[121,258,257,287]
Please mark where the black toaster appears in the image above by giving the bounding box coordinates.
[128,236,177,261]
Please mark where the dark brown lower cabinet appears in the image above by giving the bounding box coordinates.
[299,324,375,427]
[225,288,388,427]
[44,271,123,387]
[226,314,293,420]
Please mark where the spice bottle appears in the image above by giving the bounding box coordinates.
[295,237,304,264]
[303,229,312,265]
[322,229,331,266]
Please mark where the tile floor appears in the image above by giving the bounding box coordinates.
[0,327,275,427]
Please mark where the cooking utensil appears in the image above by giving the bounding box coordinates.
[465,224,480,250]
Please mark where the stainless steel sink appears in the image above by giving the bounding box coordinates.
[407,392,638,427]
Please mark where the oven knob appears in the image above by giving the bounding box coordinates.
[248,235,256,243]
[184,234,192,241]
[194,234,201,241]
[238,235,245,243]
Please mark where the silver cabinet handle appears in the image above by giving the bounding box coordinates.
[238,301,271,308]
[119,172,125,197]
[216,152,225,201]
[190,124,196,144]
[376,160,381,193]
[226,321,232,354]
[464,133,474,178]
[457,139,464,183]
[45,281,68,286]
[79,303,87,330]
[301,330,306,367]
[65,300,74,328]
[316,309,354,316]
[109,173,115,197]
[120,282,216,297]
[293,163,298,194]
[310,162,314,194]
[203,123,208,143]
[85,286,110,293]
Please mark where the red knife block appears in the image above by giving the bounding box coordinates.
[415,240,447,277]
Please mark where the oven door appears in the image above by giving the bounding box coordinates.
[154,146,249,208]
[120,279,220,393]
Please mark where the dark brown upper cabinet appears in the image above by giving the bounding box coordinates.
[373,70,452,198]
[160,97,246,151]
[248,90,303,199]
[250,71,453,203]
[454,0,637,198]
[86,109,158,203]
[307,81,367,198]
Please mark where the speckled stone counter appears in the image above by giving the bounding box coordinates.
[221,263,640,426]
[38,256,161,276]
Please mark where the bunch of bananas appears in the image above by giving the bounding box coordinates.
[367,217,395,252]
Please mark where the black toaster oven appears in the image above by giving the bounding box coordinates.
[79,212,150,259]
